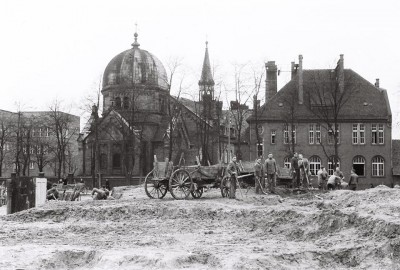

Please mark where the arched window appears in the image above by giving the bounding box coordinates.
[115,97,121,108]
[328,156,340,175]
[372,156,384,176]
[113,153,121,168]
[100,153,107,169]
[123,97,129,109]
[283,156,291,169]
[352,156,365,176]
[309,156,321,176]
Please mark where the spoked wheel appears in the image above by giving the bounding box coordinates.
[191,185,203,199]
[169,169,193,200]
[220,176,231,198]
[145,171,168,199]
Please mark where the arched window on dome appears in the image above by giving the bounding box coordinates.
[115,97,121,108]
[123,97,129,109]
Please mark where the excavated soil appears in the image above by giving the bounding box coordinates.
[1,186,400,269]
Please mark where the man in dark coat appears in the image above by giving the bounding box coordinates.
[291,153,300,188]
[348,169,358,191]
[226,156,240,199]
[264,153,277,193]
[254,157,264,194]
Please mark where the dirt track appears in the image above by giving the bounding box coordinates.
[1,186,400,269]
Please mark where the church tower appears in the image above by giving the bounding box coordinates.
[198,41,217,120]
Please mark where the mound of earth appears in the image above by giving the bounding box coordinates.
[1,186,400,269]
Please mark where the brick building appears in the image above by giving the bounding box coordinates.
[247,55,392,189]
[0,109,80,178]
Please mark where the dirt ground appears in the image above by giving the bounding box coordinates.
[1,185,400,270]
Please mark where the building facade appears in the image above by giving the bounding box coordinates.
[248,55,392,189]
[0,109,80,178]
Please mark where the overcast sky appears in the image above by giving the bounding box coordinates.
[1,0,400,137]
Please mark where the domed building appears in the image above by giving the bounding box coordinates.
[77,32,228,186]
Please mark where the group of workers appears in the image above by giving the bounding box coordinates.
[225,152,359,199]
[46,179,113,201]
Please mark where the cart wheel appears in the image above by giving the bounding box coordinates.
[220,176,230,198]
[169,169,192,200]
[191,186,203,199]
[145,171,168,199]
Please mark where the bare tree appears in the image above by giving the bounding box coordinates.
[0,112,14,176]
[48,100,79,179]
[306,68,359,167]
[228,63,253,160]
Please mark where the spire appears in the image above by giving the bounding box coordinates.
[199,41,215,87]
[131,23,140,48]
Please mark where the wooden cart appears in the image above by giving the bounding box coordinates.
[144,156,225,200]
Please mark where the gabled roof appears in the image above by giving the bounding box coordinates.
[248,69,391,123]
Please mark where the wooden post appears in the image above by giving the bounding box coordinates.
[6,179,12,215]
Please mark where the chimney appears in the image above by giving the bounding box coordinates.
[375,78,380,88]
[298,55,303,104]
[338,54,344,93]
[291,61,297,79]
[253,95,260,111]
[265,61,278,103]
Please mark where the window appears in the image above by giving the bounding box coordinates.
[328,127,340,145]
[284,125,296,144]
[309,156,321,176]
[29,161,35,170]
[46,127,49,137]
[316,124,321,144]
[378,124,384,144]
[328,156,340,175]
[100,153,107,169]
[39,128,43,137]
[372,156,384,176]
[30,147,35,155]
[115,97,121,108]
[271,130,276,144]
[284,125,289,144]
[112,153,121,168]
[256,141,263,158]
[352,124,358,144]
[309,124,314,144]
[352,124,366,145]
[283,156,291,169]
[360,124,365,144]
[353,156,365,177]
[257,126,264,135]
[32,128,36,137]
[123,97,129,109]
[371,124,377,144]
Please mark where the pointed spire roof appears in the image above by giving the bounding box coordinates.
[199,41,215,86]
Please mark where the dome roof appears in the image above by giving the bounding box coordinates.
[102,34,168,91]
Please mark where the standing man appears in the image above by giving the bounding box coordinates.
[299,154,310,188]
[317,166,328,190]
[254,157,264,194]
[348,169,358,191]
[334,167,344,190]
[226,156,240,199]
[264,153,277,194]
[291,153,300,188]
